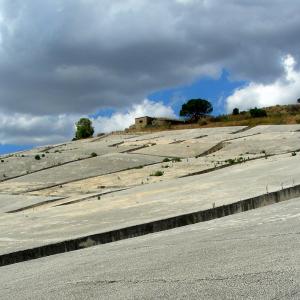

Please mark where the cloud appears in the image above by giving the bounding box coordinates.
[226,55,300,112]
[0,99,175,145]
[0,112,77,145]
[93,99,176,133]
[0,0,299,116]
[0,1,300,146]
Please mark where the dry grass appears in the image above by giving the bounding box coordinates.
[127,104,300,133]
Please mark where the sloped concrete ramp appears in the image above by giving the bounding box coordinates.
[0,197,299,299]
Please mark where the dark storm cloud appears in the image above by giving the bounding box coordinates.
[0,0,299,115]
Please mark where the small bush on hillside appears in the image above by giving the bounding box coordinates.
[172,157,181,162]
[35,154,41,160]
[150,170,164,176]
[232,108,239,115]
[90,152,97,157]
[249,107,267,118]
[163,158,171,162]
[226,159,235,165]
[292,152,297,156]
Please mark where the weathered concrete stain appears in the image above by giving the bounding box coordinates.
[0,183,299,267]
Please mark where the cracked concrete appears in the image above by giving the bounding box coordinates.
[0,125,300,299]
[0,197,299,299]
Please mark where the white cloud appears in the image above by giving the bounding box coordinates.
[0,112,77,145]
[0,1,299,115]
[0,99,175,145]
[92,99,176,133]
[226,55,300,112]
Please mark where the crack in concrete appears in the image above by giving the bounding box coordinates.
[69,270,287,286]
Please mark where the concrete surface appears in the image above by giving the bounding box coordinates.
[6,153,163,189]
[0,152,299,256]
[0,135,139,180]
[0,194,63,213]
[0,125,300,298]
[0,197,299,299]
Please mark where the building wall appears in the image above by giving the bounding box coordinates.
[134,116,184,129]
[135,117,153,129]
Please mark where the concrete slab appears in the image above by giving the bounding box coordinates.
[0,135,139,180]
[0,197,299,299]
[246,124,300,134]
[0,194,63,213]
[132,141,218,158]
[6,153,164,189]
[0,152,299,256]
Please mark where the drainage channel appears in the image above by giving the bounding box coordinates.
[0,184,300,267]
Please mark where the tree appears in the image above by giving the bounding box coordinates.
[232,107,239,115]
[179,99,213,122]
[75,118,94,140]
[297,98,300,104]
[249,107,267,118]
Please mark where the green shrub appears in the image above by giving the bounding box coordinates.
[249,107,267,118]
[35,155,41,160]
[226,159,235,165]
[91,152,97,157]
[292,152,297,156]
[150,170,164,176]
[163,158,171,162]
[161,165,170,168]
[172,157,181,162]
[134,165,143,169]
[75,118,94,140]
[232,108,240,115]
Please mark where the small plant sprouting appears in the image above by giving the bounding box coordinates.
[150,170,164,176]
[172,157,181,162]
[163,158,171,162]
[134,165,143,169]
[226,158,235,165]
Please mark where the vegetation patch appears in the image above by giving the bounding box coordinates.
[150,170,164,176]
[163,158,171,162]
[172,157,181,162]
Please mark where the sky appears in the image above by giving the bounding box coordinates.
[0,0,300,154]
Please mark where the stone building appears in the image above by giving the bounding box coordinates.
[133,116,185,130]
